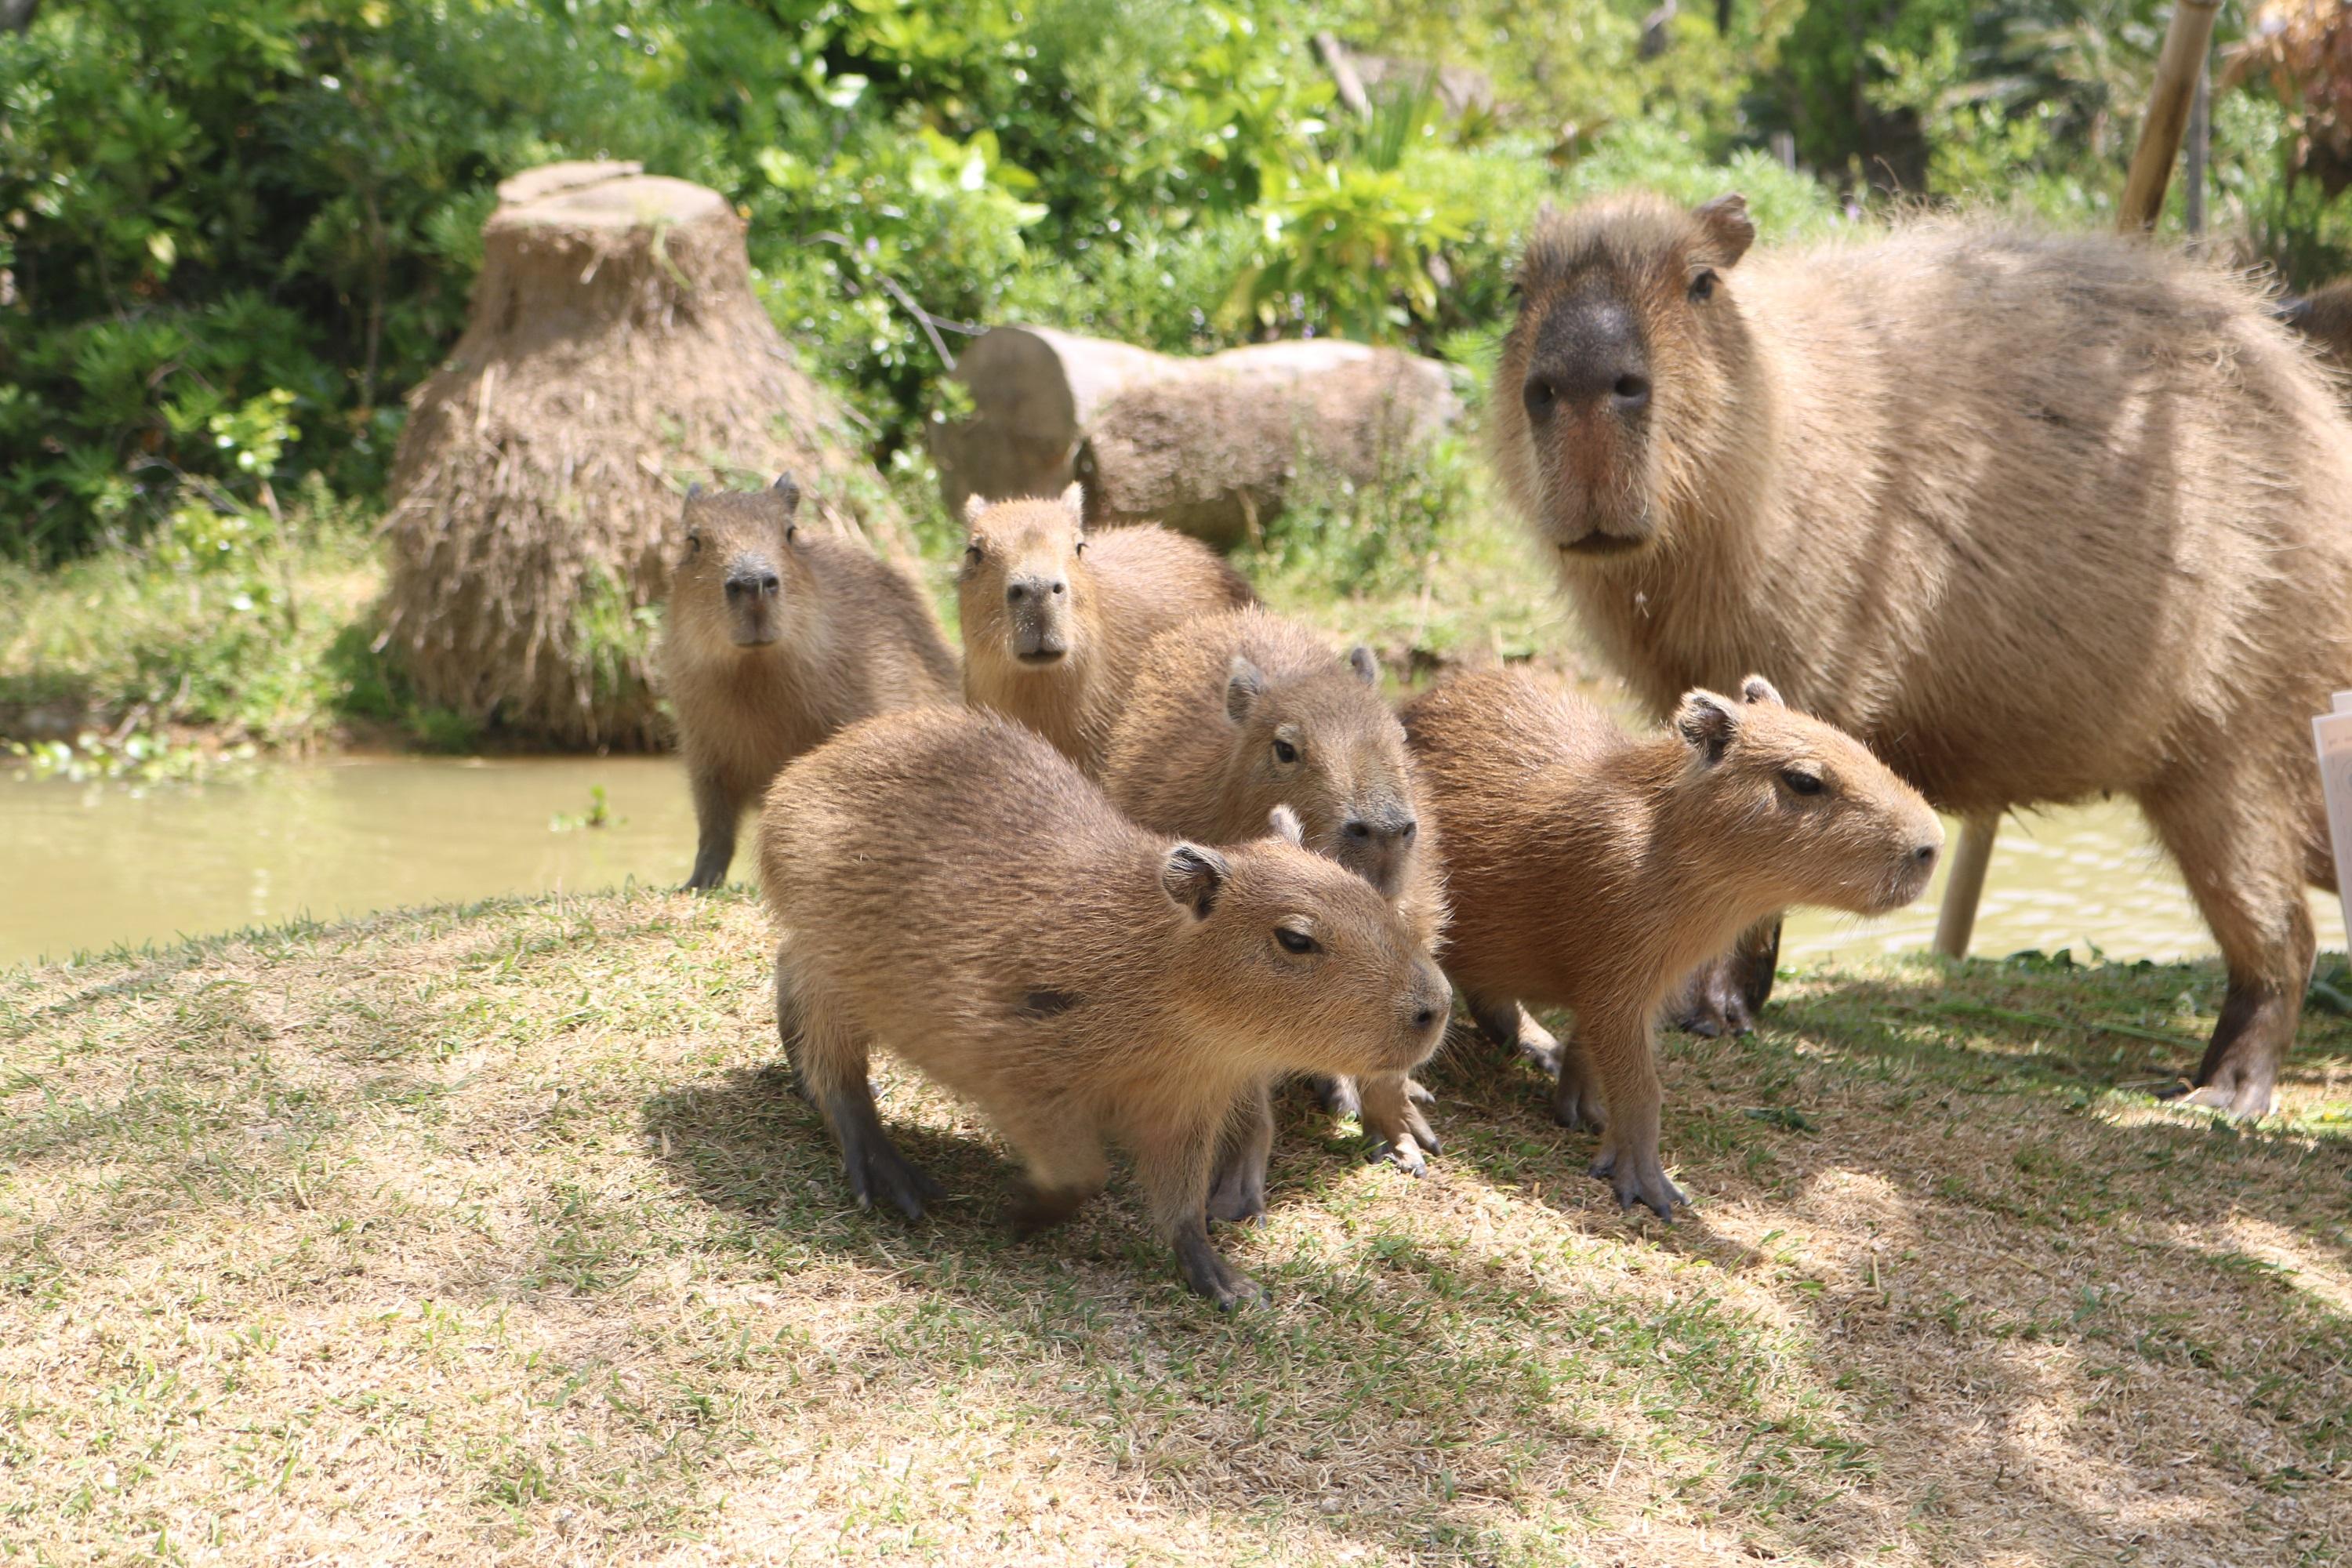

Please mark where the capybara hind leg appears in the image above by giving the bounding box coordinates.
[1582,1014,1682,1219]
[793,978,936,1218]
[1356,1070,1440,1174]
[996,1107,1109,1236]
[1139,1105,1263,1308]
[771,940,814,1103]
[1207,1084,1274,1224]
[2143,774,2314,1116]
[684,765,739,891]
[1311,1074,1362,1120]
[1548,1036,1606,1133]
[1466,989,1564,1077]
[1670,917,1780,1037]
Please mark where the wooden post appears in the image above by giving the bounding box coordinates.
[2184,49,2210,235]
[2118,0,2224,232]
[1933,813,2000,960]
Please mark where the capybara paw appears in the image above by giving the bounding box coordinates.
[1516,1034,1565,1078]
[1177,1245,1266,1310]
[1312,1074,1363,1119]
[2169,1080,2278,1117]
[1593,1153,1685,1222]
[1008,1180,1091,1237]
[1403,1076,1436,1106]
[848,1145,938,1221]
[1205,1173,1267,1225]
[1367,1133,1428,1178]
[1551,1078,1605,1133]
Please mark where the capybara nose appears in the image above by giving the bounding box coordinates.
[1345,815,1416,847]
[724,571,779,599]
[1913,841,1939,868]
[1005,574,1065,605]
[1611,372,1651,413]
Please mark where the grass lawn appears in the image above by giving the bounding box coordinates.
[4,889,2347,1565]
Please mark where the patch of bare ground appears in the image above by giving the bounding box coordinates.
[2,891,2346,1564]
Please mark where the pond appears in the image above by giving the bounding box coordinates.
[2,757,2343,971]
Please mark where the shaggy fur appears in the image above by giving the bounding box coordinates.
[957,487,1254,776]
[1099,608,1448,1208]
[1405,666,1942,1219]
[758,706,1449,1308]
[660,478,957,890]
[1493,191,2352,1112]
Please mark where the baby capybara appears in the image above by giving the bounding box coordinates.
[758,706,1449,1308]
[958,485,1254,775]
[661,475,957,889]
[1494,192,2352,1112]
[1099,607,1447,1210]
[1405,666,1941,1219]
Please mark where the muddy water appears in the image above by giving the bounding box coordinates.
[2,761,2343,970]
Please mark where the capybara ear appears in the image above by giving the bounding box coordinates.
[1267,804,1305,846]
[1060,481,1086,524]
[1693,193,1755,268]
[1739,674,1784,707]
[964,493,992,526]
[771,472,802,513]
[1347,645,1381,688]
[1675,689,1740,762]
[1160,842,1229,920]
[2276,295,2314,329]
[1226,655,1265,724]
[685,480,705,500]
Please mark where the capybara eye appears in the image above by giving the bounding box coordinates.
[685,533,701,557]
[1780,768,1824,797]
[1073,539,1087,556]
[1272,739,1299,765]
[964,541,982,561]
[1274,926,1319,956]
[1689,268,1717,302]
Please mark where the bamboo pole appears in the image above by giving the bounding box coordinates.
[2118,0,2224,232]
[1933,813,2001,960]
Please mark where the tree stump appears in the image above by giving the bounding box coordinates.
[383,161,906,750]
[930,326,1461,548]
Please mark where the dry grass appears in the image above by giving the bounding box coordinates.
[4,891,2349,1566]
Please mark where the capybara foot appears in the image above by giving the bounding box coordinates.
[1359,1075,1441,1174]
[1206,1160,1268,1225]
[1588,1138,1684,1221]
[1549,1056,1606,1133]
[1312,1074,1363,1119]
[842,1138,938,1221]
[1008,1179,1094,1237]
[2158,982,2289,1116]
[1173,1223,1265,1310]
[1671,953,1756,1038]
[2160,1060,2278,1117]
[1470,997,1563,1076]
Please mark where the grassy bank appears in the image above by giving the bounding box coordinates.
[4,889,2347,1565]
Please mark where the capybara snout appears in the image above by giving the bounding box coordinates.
[720,551,784,645]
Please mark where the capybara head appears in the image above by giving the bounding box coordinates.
[1672,675,1943,915]
[1494,191,1759,560]
[959,486,1091,670]
[1223,645,1421,899]
[1161,806,1449,1077]
[672,474,811,651]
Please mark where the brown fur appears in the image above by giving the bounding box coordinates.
[957,486,1255,775]
[1494,192,2352,1112]
[758,706,1448,1308]
[1099,607,1447,1206]
[660,477,958,888]
[1404,666,1941,1218]
[2279,278,2352,375]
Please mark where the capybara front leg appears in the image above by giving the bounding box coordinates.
[791,973,936,1218]
[2143,771,2314,1116]
[1356,1070,1440,1175]
[1583,1014,1682,1220]
[1466,989,1564,1077]
[1669,916,1780,1037]
[684,766,739,891]
[1207,1083,1274,1224]
[1140,1105,1263,1309]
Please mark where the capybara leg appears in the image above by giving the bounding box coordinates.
[1311,1074,1363,1120]
[1140,1107,1264,1309]
[1466,989,1563,1077]
[2143,776,2314,1116]
[1548,1034,1606,1133]
[793,978,935,1219]
[997,1110,1109,1237]
[771,940,815,1104]
[1583,1017,1682,1220]
[1356,1070,1440,1174]
[1669,918,1780,1038]
[684,766,739,891]
[1207,1084,1274,1225]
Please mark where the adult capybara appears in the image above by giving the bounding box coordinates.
[758,706,1449,1308]
[1098,607,1446,1210]
[958,485,1254,775]
[661,475,957,889]
[1494,191,2352,1113]
[2278,278,2352,376]
[1405,666,1942,1218]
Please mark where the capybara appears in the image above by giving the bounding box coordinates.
[957,485,1254,775]
[1098,607,1446,1209]
[661,474,958,889]
[757,706,1450,1308]
[2278,278,2352,376]
[1494,191,2352,1112]
[1405,666,1941,1218]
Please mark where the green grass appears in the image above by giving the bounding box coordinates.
[4,890,2347,1564]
